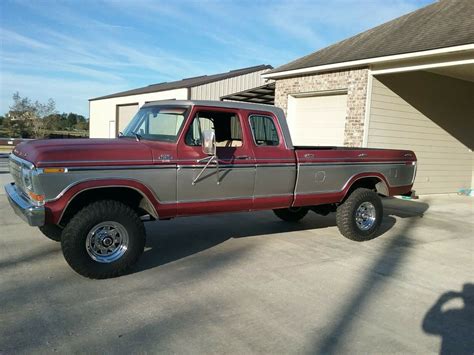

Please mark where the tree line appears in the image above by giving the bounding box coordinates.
[0,92,89,138]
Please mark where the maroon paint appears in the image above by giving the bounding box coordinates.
[15,104,416,223]
[44,179,171,224]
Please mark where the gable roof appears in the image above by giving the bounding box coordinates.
[268,0,474,75]
[90,64,272,101]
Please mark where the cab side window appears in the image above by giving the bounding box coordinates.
[249,115,279,146]
[185,111,243,147]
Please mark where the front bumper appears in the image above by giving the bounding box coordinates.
[4,183,45,226]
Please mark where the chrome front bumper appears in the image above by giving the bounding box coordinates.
[4,183,45,226]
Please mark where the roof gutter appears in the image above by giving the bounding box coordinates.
[262,44,474,79]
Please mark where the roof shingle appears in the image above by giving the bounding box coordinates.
[269,0,474,75]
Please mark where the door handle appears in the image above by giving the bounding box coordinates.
[358,153,368,158]
[236,155,250,160]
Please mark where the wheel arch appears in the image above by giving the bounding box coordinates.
[46,180,160,226]
[343,174,390,201]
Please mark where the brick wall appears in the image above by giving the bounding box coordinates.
[274,68,369,147]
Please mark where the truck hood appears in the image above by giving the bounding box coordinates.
[13,138,160,168]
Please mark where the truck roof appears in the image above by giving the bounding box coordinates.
[142,100,293,148]
[142,99,282,115]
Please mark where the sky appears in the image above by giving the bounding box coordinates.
[0,0,434,117]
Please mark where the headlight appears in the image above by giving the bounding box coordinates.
[21,166,45,205]
[22,167,33,190]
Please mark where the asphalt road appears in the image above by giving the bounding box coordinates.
[0,155,9,174]
[0,190,472,354]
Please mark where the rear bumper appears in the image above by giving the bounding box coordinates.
[4,183,45,226]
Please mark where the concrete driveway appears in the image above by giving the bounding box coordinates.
[0,181,472,353]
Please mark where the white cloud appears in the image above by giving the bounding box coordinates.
[0,0,435,116]
[0,28,51,50]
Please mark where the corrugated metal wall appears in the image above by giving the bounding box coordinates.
[190,69,270,100]
[368,76,473,194]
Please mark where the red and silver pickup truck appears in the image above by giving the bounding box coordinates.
[5,100,416,278]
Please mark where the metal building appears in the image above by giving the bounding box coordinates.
[89,65,272,138]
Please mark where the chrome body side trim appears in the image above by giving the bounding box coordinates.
[37,159,154,165]
[174,193,293,204]
[66,165,176,172]
[299,161,409,166]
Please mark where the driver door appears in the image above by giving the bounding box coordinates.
[176,107,255,215]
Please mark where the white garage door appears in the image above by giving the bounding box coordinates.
[117,104,139,137]
[287,93,347,146]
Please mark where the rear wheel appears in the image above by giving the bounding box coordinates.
[61,200,145,279]
[273,207,309,222]
[336,188,383,241]
[38,225,63,242]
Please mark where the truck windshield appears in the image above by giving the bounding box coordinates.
[121,106,189,142]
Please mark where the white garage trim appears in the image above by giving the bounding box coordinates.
[370,58,474,76]
[263,44,474,79]
[289,88,347,99]
[362,72,374,147]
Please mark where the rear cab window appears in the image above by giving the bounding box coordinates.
[249,114,280,146]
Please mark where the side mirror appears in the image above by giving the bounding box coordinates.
[201,129,216,156]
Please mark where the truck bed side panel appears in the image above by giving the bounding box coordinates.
[293,148,416,207]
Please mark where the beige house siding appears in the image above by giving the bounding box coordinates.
[191,69,270,101]
[274,68,368,147]
[367,76,472,194]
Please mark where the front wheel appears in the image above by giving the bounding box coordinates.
[61,200,145,279]
[273,207,309,222]
[336,188,383,241]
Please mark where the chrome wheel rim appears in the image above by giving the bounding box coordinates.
[86,221,129,263]
[355,202,376,231]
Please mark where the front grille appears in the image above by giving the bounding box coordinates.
[9,156,25,193]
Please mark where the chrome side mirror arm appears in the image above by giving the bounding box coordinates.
[192,129,220,185]
[193,155,220,185]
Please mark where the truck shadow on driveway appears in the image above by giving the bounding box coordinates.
[312,198,430,354]
[132,198,429,275]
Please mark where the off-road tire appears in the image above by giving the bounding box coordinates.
[336,188,383,241]
[273,207,309,222]
[38,225,63,242]
[61,200,145,279]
